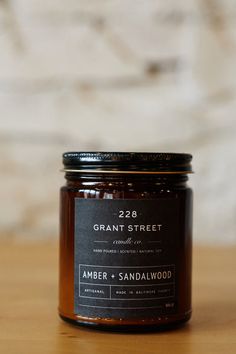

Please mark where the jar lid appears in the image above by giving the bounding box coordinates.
[62,151,192,174]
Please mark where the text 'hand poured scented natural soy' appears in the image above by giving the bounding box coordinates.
[59,152,193,331]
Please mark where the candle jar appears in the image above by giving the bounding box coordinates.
[59,152,193,331]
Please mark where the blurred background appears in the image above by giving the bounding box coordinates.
[0,0,235,244]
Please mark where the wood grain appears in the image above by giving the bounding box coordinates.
[0,241,235,354]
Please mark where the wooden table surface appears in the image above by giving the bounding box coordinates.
[0,240,236,354]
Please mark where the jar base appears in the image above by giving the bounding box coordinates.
[59,312,191,333]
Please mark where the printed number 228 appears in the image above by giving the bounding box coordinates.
[118,210,138,218]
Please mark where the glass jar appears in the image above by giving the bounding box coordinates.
[59,152,193,331]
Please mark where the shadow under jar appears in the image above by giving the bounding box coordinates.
[59,152,193,331]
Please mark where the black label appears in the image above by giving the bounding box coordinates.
[74,198,179,319]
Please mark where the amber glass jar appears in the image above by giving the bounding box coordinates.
[59,152,193,331]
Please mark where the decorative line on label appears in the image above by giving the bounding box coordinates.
[78,304,163,310]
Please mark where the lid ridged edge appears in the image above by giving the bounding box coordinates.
[62,151,192,173]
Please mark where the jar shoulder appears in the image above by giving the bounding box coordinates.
[60,182,192,199]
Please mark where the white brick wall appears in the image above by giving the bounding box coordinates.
[0,0,236,243]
